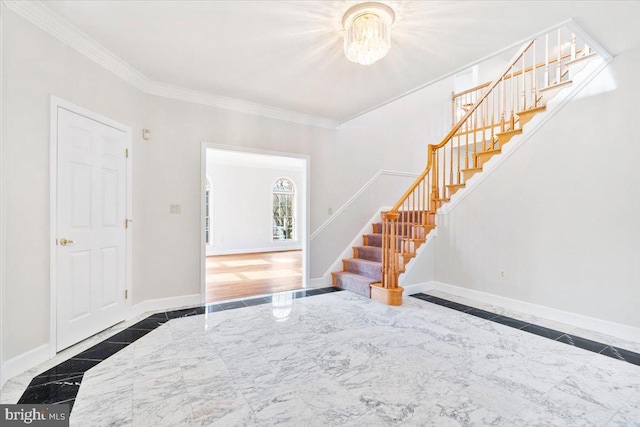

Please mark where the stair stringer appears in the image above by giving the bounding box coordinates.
[439,54,610,216]
[397,224,437,290]
[319,207,390,286]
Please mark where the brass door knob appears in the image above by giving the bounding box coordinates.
[59,238,76,246]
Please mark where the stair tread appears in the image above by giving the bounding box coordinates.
[565,51,597,66]
[540,79,572,92]
[496,128,523,135]
[516,105,546,115]
[345,258,381,266]
[461,166,482,172]
[476,148,501,155]
[446,183,466,188]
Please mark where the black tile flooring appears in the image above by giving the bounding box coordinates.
[411,292,640,368]
[17,287,342,412]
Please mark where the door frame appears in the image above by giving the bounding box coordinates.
[49,96,133,358]
[200,142,310,303]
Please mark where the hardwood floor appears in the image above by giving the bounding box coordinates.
[206,250,303,302]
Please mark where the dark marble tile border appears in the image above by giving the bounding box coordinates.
[17,287,342,411]
[411,293,640,368]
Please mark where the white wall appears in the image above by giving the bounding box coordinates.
[206,160,304,254]
[1,7,147,363]
[136,96,329,306]
[434,46,640,328]
[0,8,334,366]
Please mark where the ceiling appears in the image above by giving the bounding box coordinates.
[42,1,640,123]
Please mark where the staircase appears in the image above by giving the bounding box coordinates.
[331,27,601,305]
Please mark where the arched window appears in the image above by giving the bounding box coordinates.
[272,178,295,240]
[205,176,212,245]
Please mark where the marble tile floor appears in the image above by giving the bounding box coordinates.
[0,310,153,406]
[3,289,640,426]
[412,293,640,367]
[1,287,340,410]
[425,289,640,355]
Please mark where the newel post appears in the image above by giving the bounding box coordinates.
[429,145,439,213]
[373,211,403,306]
[382,211,400,289]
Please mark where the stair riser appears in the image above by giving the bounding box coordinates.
[413,224,435,239]
[343,260,382,281]
[566,53,596,80]
[357,241,425,268]
[447,185,464,197]
[378,213,435,228]
[496,131,522,148]
[517,112,537,127]
[539,80,572,105]
[373,223,413,235]
[364,234,403,247]
[462,169,481,181]
[354,246,382,262]
[476,151,499,168]
[331,273,371,298]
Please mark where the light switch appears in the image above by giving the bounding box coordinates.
[170,204,182,214]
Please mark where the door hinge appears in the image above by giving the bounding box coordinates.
[125,148,129,158]
[125,218,128,229]
[125,290,128,299]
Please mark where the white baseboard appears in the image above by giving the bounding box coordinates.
[402,282,435,297]
[128,294,202,319]
[206,246,302,256]
[308,277,330,288]
[1,343,50,388]
[428,281,640,344]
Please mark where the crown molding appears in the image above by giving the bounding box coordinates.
[2,0,339,129]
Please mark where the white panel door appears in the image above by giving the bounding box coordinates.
[56,108,127,351]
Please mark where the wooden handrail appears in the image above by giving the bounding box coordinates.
[380,29,590,294]
[387,40,534,214]
[452,48,583,99]
[452,82,491,99]
[435,40,534,151]
[385,151,432,216]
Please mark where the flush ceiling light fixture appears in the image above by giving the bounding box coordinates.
[342,2,395,66]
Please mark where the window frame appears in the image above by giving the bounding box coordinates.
[272,177,296,241]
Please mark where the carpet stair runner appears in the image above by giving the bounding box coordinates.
[332,220,384,297]
[331,215,432,298]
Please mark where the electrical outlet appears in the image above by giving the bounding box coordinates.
[500,270,506,279]
[169,204,182,214]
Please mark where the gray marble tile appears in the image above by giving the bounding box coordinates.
[11,291,639,427]
[606,392,640,426]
